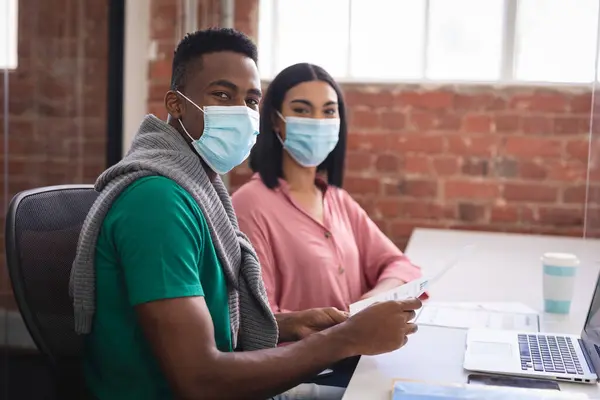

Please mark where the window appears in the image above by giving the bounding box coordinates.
[350,0,426,80]
[514,0,599,83]
[258,0,600,83]
[426,0,504,81]
[0,0,18,69]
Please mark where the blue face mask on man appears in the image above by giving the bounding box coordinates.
[276,111,340,167]
[176,90,260,175]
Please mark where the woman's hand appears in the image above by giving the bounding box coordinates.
[275,307,348,342]
[359,278,405,300]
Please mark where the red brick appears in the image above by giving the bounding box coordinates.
[234,0,259,37]
[571,93,592,113]
[554,116,590,135]
[565,139,589,161]
[149,83,169,103]
[409,110,461,131]
[344,176,381,195]
[546,160,587,182]
[394,135,445,154]
[350,109,380,129]
[403,154,431,174]
[454,93,506,111]
[538,207,584,227]
[430,157,458,178]
[462,114,493,133]
[495,114,520,133]
[509,92,568,113]
[346,152,373,171]
[374,199,400,218]
[445,180,500,200]
[395,178,438,198]
[380,111,406,130]
[375,154,400,172]
[518,160,547,180]
[563,185,587,203]
[149,59,173,81]
[522,116,553,135]
[458,203,486,222]
[343,88,395,108]
[504,137,562,158]
[353,197,374,215]
[563,185,600,204]
[398,200,454,220]
[347,133,389,151]
[504,183,558,203]
[491,205,519,223]
[447,135,497,157]
[397,90,454,110]
[462,158,489,176]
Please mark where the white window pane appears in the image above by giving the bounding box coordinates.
[515,0,599,83]
[427,0,504,81]
[275,0,350,78]
[350,0,426,80]
[257,0,273,78]
[0,0,18,69]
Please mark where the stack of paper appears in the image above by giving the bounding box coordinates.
[415,302,540,332]
[349,244,476,315]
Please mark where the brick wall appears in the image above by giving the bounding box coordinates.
[148,0,597,250]
[0,0,109,308]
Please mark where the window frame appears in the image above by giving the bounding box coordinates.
[259,0,600,86]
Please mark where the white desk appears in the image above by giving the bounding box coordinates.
[343,228,600,399]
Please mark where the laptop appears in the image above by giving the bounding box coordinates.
[463,272,600,384]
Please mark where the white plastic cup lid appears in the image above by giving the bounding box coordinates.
[541,252,580,268]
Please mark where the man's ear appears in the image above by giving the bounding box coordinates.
[165,90,184,119]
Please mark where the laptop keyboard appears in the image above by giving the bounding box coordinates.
[518,334,584,375]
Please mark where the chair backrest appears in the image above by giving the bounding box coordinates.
[5,185,98,365]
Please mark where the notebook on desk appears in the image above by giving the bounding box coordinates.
[391,379,588,399]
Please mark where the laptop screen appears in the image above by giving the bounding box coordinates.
[581,271,600,374]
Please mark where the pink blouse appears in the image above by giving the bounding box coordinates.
[231,174,422,313]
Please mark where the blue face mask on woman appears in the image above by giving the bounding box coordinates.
[276,111,340,167]
[177,90,260,175]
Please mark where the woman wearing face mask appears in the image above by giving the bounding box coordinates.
[232,63,424,313]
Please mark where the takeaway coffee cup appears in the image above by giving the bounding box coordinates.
[542,252,579,314]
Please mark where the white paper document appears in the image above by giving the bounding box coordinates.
[349,244,476,315]
[415,302,540,332]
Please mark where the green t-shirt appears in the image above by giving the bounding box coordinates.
[83,176,232,400]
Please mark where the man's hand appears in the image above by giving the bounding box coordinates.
[336,297,421,357]
[276,308,348,342]
[360,278,405,300]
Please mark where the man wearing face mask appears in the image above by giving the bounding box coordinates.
[69,28,421,400]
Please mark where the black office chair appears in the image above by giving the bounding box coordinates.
[5,185,98,398]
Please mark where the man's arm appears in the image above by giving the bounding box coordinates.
[138,296,420,400]
[275,307,348,343]
[137,297,349,400]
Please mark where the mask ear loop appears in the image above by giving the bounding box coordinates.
[275,110,286,146]
[176,90,205,142]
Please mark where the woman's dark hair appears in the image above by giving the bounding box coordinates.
[248,63,347,189]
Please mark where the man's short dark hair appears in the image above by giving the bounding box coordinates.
[170,28,258,90]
